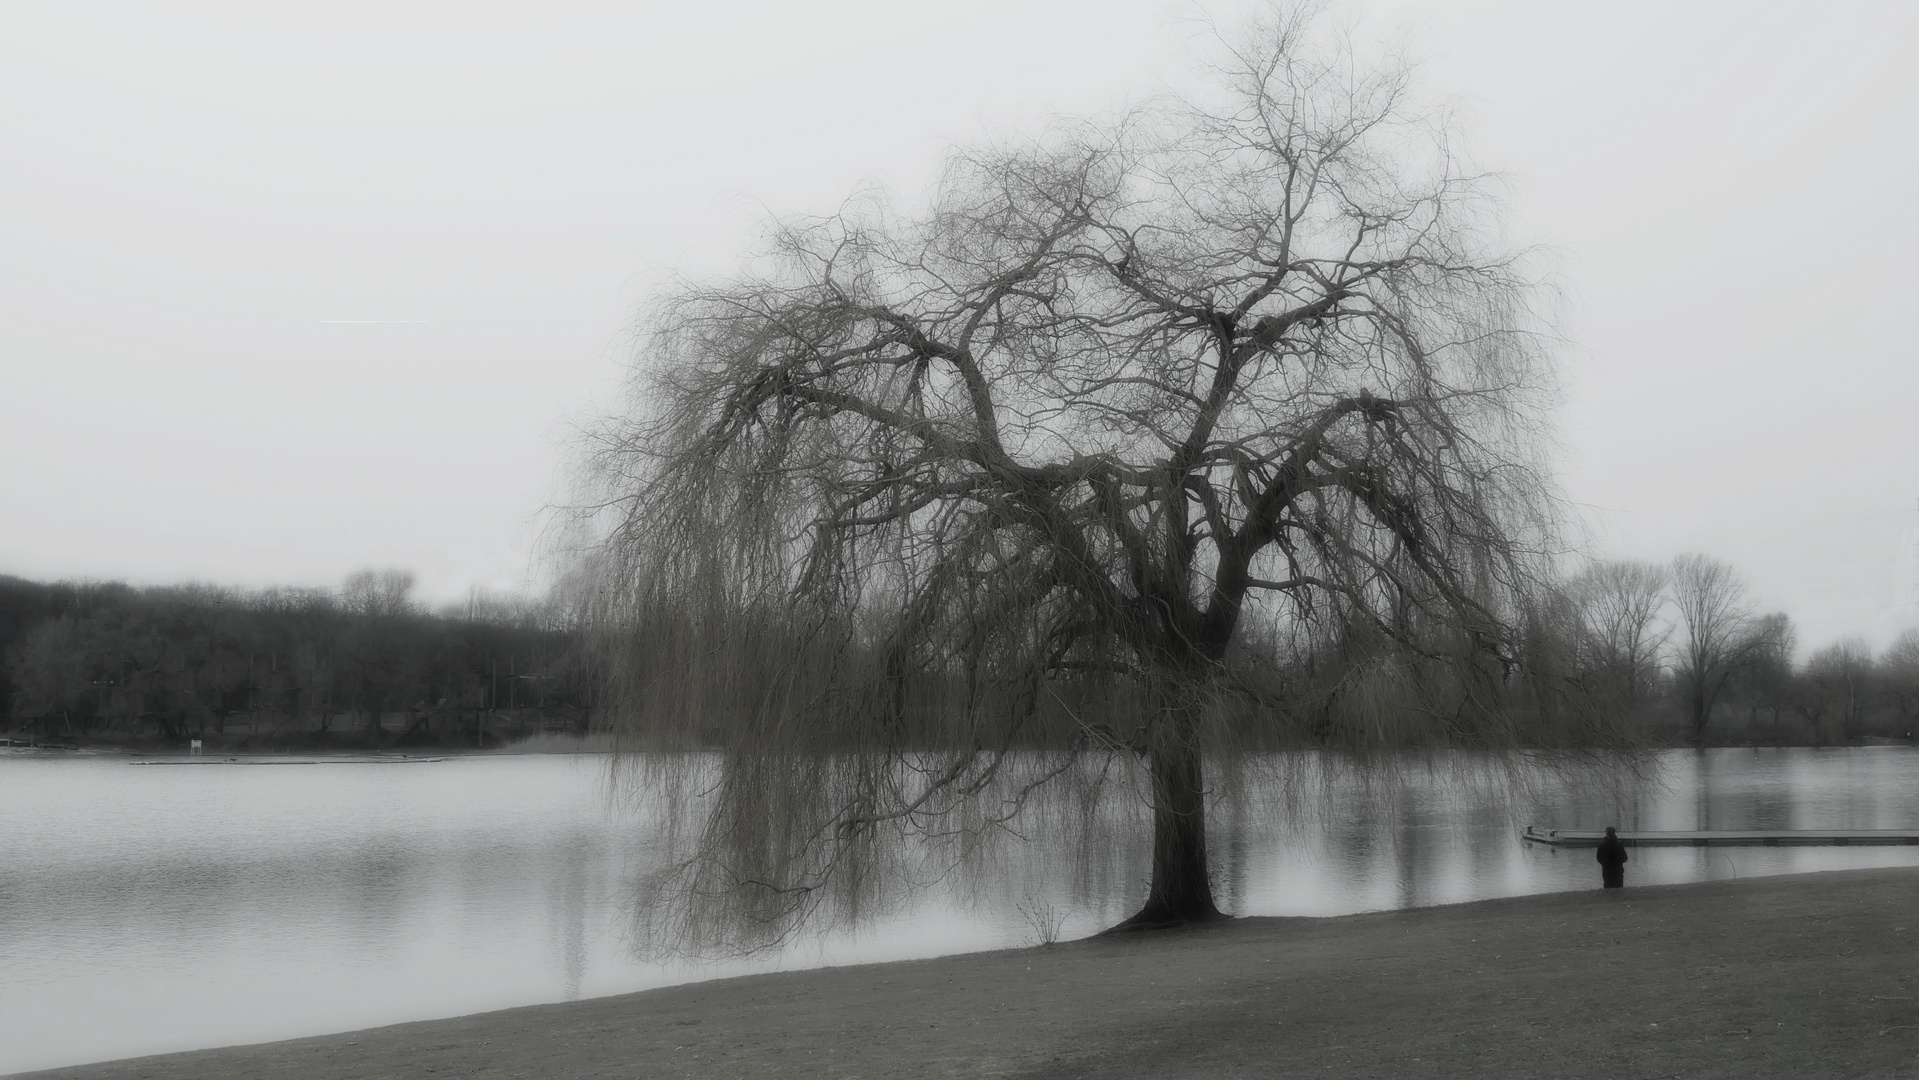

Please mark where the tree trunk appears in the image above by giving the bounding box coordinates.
[1114,707,1222,930]
[1690,670,1725,747]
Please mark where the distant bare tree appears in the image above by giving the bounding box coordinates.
[1668,553,1765,743]
[340,569,418,736]
[1807,638,1873,742]
[341,570,417,620]
[1881,628,1919,737]
[584,9,1629,937]
[1569,560,1668,707]
[4,615,89,740]
[1729,611,1796,737]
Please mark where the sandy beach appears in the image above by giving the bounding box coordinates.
[23,867,1919,1079]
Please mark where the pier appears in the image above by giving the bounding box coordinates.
[1522,825,1919,847]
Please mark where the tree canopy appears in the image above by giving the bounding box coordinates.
[584,9,1636,938]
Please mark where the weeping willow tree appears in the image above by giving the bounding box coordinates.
[583,8,1635,942]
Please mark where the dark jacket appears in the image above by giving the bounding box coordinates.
[1595,835,1628,868]
[1596,834,1628,887]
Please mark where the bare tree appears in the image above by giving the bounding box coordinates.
[1569,560,1668,708]
[340,569,418,737]
[1880,628,1919,738]
[4,615,88,742]
[1668,553,1766,744]
[341,570,417,621]
[584,10,1628,936]
[1728,611,1796,738]
[1807,638,1873,742]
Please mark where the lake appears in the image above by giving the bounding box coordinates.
[7,747,1919,1075]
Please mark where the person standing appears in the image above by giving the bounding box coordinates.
[1596,826,1628,888]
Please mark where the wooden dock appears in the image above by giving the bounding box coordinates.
[1522,825,1919,847]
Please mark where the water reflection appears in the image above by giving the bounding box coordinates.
[6,748,1919,1074]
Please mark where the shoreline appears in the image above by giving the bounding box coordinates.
[22,866,1919,1079]
[11,736,1918,757]
[0,742,607,758]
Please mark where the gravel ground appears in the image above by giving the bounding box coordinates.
[24,867,1919,1079]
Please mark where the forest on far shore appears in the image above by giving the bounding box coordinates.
[2,554,1916,752]
[0,571,592,750]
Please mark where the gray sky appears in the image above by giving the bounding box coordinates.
[3,1,1915,654]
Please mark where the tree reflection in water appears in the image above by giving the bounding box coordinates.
[10,750,1919,1076]
[607,749,1658,956]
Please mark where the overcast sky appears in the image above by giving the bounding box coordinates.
[3,1,1915,654]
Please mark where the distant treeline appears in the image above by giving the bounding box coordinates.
[0,571,593,748]
[588,552,1919,753]
[1549,555,1919,746]
[1647,624,1919,745]
[5,554,1917,751]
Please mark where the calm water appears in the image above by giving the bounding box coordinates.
[7,747,1919,1074]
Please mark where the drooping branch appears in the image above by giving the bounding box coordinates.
[579,7,1605,950]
